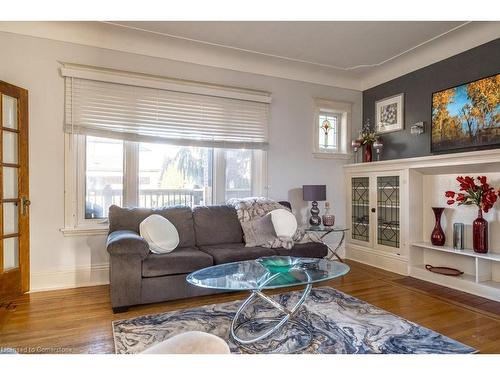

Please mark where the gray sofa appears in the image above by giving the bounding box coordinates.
[106,203,328,313]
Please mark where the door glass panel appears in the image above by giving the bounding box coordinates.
[3,237,19,271]
[3,131,18,164]
[351,177,369,242]
[2,94,18,129]
[377,176,400,248]
[3,167,18,199]
[3,202,18,235]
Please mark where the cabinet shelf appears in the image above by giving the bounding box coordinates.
[411,264,476,283]
[352,203,399,208]
[354,186,399,190]
[353,222,400,230]
[410,242,500,301]
[411,242,500,263]
[349,174,401,253]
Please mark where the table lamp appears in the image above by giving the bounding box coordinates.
[302,185,326,226]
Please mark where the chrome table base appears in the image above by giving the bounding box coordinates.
[230,272,313,353]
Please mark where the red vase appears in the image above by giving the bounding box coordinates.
[431,207,446,246]
[364,143,373,162]
[473,209,488,253]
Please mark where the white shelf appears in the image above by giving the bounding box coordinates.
[411,264,476,283]
[344,148,500,174]
[352,204,399,208]
[411,242,500,263]
[409,265,500,301]
[409,243,500,301]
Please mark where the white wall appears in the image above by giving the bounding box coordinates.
[0,31,362,291]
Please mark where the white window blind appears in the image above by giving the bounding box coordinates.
[63,65,270,149]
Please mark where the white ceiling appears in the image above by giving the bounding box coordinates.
[110,21,465,70]
[0,21,498,90]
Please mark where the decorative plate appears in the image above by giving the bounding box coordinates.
[425,264,464,276]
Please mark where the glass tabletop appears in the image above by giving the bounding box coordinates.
[304,226,349,232]
[186,256,350,291]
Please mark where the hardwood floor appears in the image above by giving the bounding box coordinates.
[1,260,499,354]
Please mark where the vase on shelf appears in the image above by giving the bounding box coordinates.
[431,207,445,246]
[364,143,373,163]
[473,209,488,253]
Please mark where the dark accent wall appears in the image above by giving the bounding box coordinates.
[363,38,500,160]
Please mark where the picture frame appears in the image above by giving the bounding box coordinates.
[431,73,500,154]
[375,93,404,134]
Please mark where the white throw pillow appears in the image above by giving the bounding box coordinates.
[269,208,297,238]
[140,214,179,254]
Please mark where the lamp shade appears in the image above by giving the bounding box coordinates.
[302,185,326,201]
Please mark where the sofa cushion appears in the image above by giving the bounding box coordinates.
[274,242,328,258]
[199,243,276,264]
[109,205,196,248]
[193,206,243,246]
[142,248,213,278]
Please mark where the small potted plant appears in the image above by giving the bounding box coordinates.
[445,176,499,253]
[358,119,378,162]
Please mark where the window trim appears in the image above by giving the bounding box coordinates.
[62,134,267,236]
[313,98,353,160]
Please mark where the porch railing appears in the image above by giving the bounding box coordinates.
[85,187,252,219]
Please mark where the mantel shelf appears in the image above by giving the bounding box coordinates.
[411,242,500,262]
[344,148,500,175]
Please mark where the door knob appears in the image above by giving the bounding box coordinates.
[22,197,31,215]
[371,208,376,213]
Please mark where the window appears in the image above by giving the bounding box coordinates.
[85,137,124,219]
[66,135,266,232]
[318,112,340,152]
[62,64,269,234]
[138,143,213,208]
[224,149,252,201]
[313,98,352,159]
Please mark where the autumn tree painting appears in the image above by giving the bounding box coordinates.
[431,74,500,152]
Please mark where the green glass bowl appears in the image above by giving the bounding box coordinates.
[257,256,299,274]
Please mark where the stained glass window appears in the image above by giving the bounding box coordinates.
[318,113,338,151]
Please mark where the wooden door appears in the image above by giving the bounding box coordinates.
[0,81,29,301]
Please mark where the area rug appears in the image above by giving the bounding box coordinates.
[112,287,476,354]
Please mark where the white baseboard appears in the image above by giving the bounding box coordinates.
[346,244,408,275]
[30,263,110,292]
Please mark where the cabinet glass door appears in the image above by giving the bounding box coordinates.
[377,176,400,248]
[351,177,369,242]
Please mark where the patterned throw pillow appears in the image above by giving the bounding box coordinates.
[240,213,277,247]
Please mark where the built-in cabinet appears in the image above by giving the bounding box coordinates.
[350,173,403,250]
[344,149,500,302]
[347,171,407,274]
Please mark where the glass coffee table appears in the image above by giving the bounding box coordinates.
[187,256,350,353]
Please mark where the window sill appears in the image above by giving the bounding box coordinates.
[60,226,109,237]
[313,152,353,160]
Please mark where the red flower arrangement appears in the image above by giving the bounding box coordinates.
[445,176,499,213]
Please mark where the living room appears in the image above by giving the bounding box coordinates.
[1,0,500,372]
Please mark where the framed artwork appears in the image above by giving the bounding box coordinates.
[375,93,404,134]
[431,73,500,153]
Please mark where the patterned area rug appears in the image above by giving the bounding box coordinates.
[112,287,476,354]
